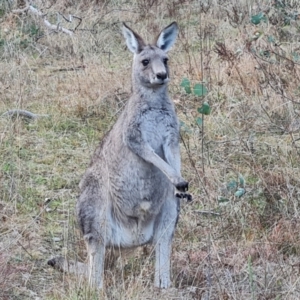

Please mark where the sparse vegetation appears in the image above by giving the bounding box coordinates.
[1,0,300,299]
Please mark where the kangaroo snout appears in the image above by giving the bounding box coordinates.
[156,72,167,80]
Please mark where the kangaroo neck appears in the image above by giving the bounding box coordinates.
[132,84,169,104]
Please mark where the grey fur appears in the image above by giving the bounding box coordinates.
[48,21,188,289]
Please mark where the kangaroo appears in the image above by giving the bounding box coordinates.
[48,22,189,289]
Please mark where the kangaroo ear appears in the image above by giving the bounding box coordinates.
[156,22,178,52]
[122,23,146,54]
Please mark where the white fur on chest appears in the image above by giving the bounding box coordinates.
[140,109,177,150]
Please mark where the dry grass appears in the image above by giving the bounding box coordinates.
[1,0,300,299]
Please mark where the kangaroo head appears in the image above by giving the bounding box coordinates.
[122,22,178,89]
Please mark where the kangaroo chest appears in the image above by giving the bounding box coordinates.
[139,106,178,151]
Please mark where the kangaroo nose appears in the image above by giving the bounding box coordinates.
[156,72,167,80]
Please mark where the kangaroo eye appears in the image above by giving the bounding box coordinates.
[142,59,149,66]
[163,58,168,64]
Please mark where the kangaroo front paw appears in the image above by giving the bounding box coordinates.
[47,256,66,272]
[175,192,193,202]
[175,181,189,192]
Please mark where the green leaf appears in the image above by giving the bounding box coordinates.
[267,35,275,44]
[196,117,203,126]
[2,162,14,173]
[180,78,191,94]
[197,102,211,115]
[260,50,270,58]
[292,52,300,62]
[239,173,245,187]
[179,120,192,133]
[235,188,246,198]
[218,197,230,203]
[29,25,39,37]
[193,83,208,96]
[251,12,267,25]
[227,180,237,192]
[274,0,285,8]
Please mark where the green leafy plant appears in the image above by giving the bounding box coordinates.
[179,120,192,133]
[197,102,211,115]
[218,173,246,204]
[251,12,267,25]
[193,83,208,97]
[195,102,211,128]
[180,77,191,94]
[180,78,208,97]
[180,78,210,126]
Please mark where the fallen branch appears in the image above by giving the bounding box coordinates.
[12,1,74,37]
[51,65,86,72]
[2,109,49,120]
[58,13,82,32]
[194,210,221,217]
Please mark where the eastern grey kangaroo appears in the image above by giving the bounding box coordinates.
[48,21,189,289]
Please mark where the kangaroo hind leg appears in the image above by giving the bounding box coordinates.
[153,195,180,288]
[77,177,108,289]
[83,233,106,289]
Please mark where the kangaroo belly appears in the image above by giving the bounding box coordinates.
[108,213,155,248]
[110,173,170,217]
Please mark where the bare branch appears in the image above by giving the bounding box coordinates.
[50,65,86,72]
[12,2,74,37]
[11,5,30,14]
[2,109,49,119]
[194,210,221,217]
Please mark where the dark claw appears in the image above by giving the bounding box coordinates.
[175,181,189,192]
[47,256,64,271]
[47,258,56,267]
[175,192,193,202]
[186,194,193,202]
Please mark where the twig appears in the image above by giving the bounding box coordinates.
[12,1,74,37]
[2,109,49,119]
[180,132,209,197]
[194,210,221,216]
[250,51,300,104]
[17,241,33,259]
[51,65,86,72]
[58,13,82,32]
